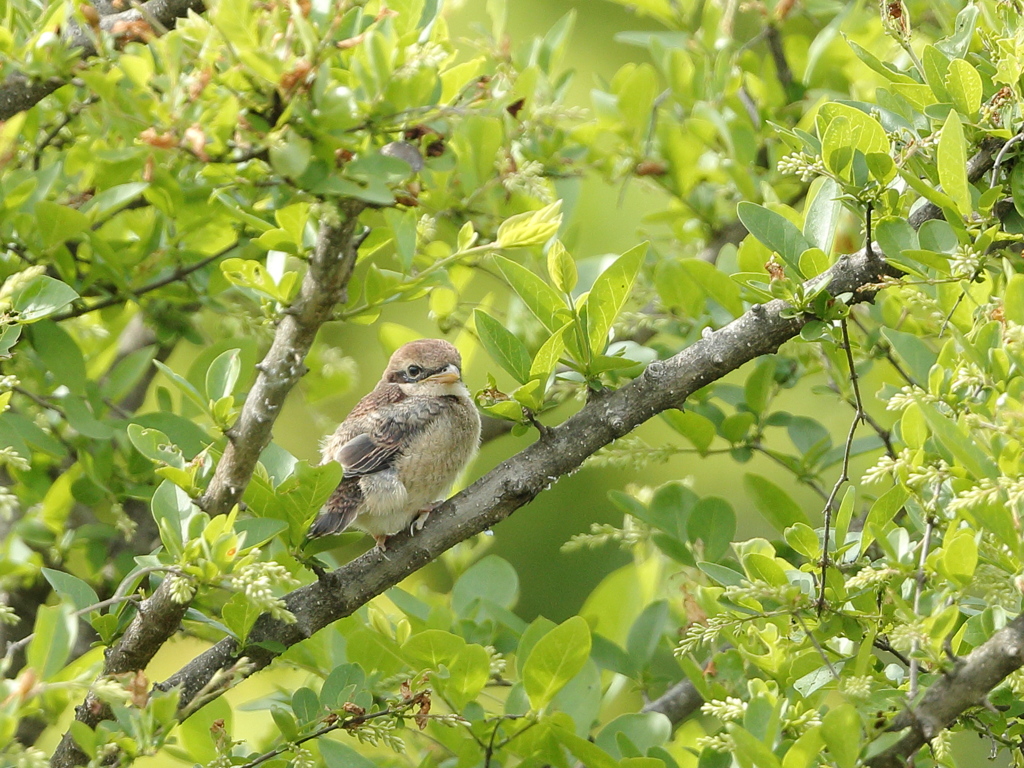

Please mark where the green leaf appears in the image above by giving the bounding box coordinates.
[496,200,562,248]
[151,479,196,555]
[440,643,491,709]
[1005,274,1024,324]
[42,568,99,612]
[941,530,977,586]
[523,615,592,710]
[452,555,520,616]
[530,322,569,380]
[820,115,853,179]
[821,704,862,768]
[743,552,788,586]
[917,400,998,479]
[29,321,87,396]
[320,663,365,709]
[945,58,982,116]
[937,110,971,216]
[127,424,186,469]
[818,103,889,154]
[234,518,288,550]
[661,409,715,454]
[474,309,532,384]
[552,723,619,768]
[401,629,465,668]
[154,360,209,411]
[493,255,568,331]
[744,473,811,532]
[626,601,668,666]
[269,130,312,178]
[585,242,648,356]
[744,357,776,415]
[292,686,321,726]
[35,201,90,248]
[729,723,784,768]
[0,324,22,356]
[679,258,743,316]
[205,348,241,401]
[318,738,377,768]
[595,712,671,760]
[546,240,577,294]
[26,603,76,680]
[9,275,79,322]
[688,496,735,561]
[102,345,157,402]
[737,202,811,274]
[880,327,934,384]
[222,591,262,641]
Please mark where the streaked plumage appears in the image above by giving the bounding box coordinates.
[307,339,481,550]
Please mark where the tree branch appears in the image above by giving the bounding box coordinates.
[198,203,366,516]
[641,679,704,726]
[866,614,1024,768]
[49,202,366,768]
[0,0,205,122]
[50,575,192,768]
[155,242,901,719]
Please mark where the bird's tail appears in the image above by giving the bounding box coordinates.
[306,480,361,539]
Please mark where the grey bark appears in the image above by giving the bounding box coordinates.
[0,0,206,122]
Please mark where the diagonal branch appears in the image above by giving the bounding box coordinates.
[155,243,901,718]
[151,136,1014,740]
[866,614,1024,768]
[198,202,366,516]
[0,0,206,122]
[49,201,366,768]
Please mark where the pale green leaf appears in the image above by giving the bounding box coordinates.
[523,615,591,710]
[474,309,532,384]
[937,110,971,216]
[585,242,648,356]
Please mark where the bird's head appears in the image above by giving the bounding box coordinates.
[383,339,466,395]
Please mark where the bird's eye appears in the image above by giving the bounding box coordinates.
[406,365,422,379]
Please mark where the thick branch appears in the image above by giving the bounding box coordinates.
[50,577,189,768]
[156,243,900,716]
[50,203,365,768]
[0,0,205,122]
[866,615,1024,768]
[642,679,704,725]
[198,204,365,516]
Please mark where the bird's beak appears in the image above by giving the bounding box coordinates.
[426,364,461,384]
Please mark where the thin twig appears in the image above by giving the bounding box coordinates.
[875,635,912,667]
[237,698,429,768]
[53,244,238,321]
[12,386,66,417]
[751,445,829,500]
[794,613,839,679]
[818,319,864,614]
[849,314,917,387]
[991,131,1024,184]
[909,515,935,700]
[33,96,99,170]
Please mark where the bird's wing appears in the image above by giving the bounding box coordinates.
[307,478,363,538]
[337,396,448,477]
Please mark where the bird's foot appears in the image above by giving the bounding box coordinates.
[409,501,442,535]
[372,534,390,555]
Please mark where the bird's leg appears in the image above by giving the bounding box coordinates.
[409,501,442,535]
[373,534,389,552]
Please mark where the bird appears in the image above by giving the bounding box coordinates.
[307,338,481,551]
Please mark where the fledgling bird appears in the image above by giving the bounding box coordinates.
[307,339,481,551]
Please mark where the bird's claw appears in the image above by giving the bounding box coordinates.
[409,502,441,535]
